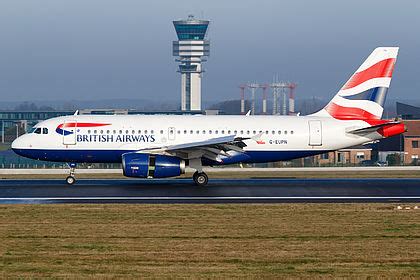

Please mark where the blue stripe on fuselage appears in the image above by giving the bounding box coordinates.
[12,148,329,164]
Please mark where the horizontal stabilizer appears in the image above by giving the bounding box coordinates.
[347,121,403,135]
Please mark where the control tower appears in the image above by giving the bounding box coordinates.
[173,15,210,111]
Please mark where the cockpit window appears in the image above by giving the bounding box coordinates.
[34,128,41,134]
[43,128,48,134]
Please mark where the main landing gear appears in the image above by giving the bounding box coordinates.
[193,171,208,187]
[66,163,77,185]
[189,158,208,186]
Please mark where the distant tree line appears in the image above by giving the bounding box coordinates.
[13,102,55,111]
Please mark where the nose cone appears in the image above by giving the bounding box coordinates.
[11,135,31,158]
[11,137,21,150]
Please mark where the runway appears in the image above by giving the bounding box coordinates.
[0,178,419,204]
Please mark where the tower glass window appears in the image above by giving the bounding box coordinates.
[174,24,208,40]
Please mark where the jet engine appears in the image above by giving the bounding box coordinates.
[122,152,185,178]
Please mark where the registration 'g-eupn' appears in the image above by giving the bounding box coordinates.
[12,47,405,186]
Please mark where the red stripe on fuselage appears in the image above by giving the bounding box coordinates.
[58,123,110,129]
[342,58,395,90]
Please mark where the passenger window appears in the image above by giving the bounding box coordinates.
[88,130,91,134]
[284,131,288,135]
[184,130,187,134]
[202,130,206,134]
[138,130,141,134]
[34,128,41,134]
[151,130,154,134]
[160,130,164,134]
[291,130,294,134]
[42,128,48,134]
[278,131,281,134]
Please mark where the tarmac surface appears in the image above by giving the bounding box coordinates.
[0,178,419,204]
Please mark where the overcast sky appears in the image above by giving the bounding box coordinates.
[0,0,419,103]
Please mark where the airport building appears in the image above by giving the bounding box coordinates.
[173,15,210,111]
[314,146,372,166]
[402,120,420,164]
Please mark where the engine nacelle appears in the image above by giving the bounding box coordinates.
[122,153,185,178]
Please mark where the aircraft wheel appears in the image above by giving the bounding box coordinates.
[193,171,208,186]
[66,176,76,185]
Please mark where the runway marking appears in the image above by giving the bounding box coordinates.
[0,196,419,201]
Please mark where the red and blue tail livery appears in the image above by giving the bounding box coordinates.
[315,47,398,121]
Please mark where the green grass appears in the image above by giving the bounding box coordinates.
[0,204,419,278]
[0,143,10,151]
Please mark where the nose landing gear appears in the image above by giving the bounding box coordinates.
[66,163,77,185]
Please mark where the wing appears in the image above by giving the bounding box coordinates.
[135,135,249,162]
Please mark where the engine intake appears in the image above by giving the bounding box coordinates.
[122,153,185,178]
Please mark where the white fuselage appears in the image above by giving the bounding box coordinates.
[12,114,379,165]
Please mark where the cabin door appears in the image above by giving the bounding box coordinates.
[62,120,77,145]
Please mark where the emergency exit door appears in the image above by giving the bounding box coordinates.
[309,120,322,146]
[168,127,176,141]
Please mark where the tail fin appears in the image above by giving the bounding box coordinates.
[314,47,399,120]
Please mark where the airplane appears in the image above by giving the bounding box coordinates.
[12,47,405,186]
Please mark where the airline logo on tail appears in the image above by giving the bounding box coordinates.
[56,123,110,136]
[318,47,398,123]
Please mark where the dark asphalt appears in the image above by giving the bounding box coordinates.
[0,178,419,204]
